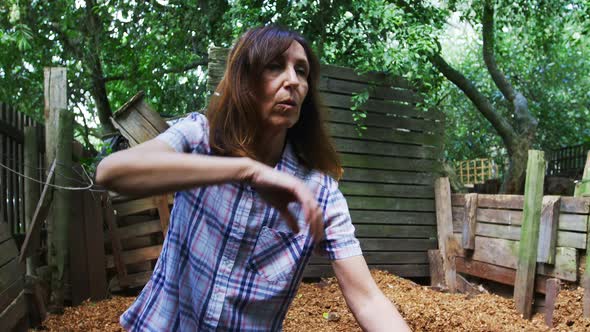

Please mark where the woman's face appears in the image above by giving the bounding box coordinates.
[258,41,310,132]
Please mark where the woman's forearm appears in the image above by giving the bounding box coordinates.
[95,145,254,196]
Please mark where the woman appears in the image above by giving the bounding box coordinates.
[96,26,410,332]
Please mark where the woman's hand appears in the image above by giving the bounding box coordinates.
[242,160,324,243]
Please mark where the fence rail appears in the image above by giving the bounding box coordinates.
[546,144,590,179]
[0,103,45,236]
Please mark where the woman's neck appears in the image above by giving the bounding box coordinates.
[255,129,287,167]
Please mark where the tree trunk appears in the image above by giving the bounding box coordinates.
[84,0,116,135]
[502,137,533,194]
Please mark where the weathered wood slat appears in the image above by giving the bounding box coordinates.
[328,122,442,147]
[334,138,438,159]
[328,109,440,133]
[319,64,412,89]
[452,207,464,227]
[350,211,436,225]
[358,238,437,251]
[428,250,445,287]
[0,117,24,143]
[320,92,442,120]
[545,279,560,328]
[466,236,577,281]
[0,290,27,331]
[319,77,421,103]
[462,194,478,250]
[0,222,11,244]
[559,214,588,232]
[537,196,561,264]
[477,208,522,225]
[354,224,437,238]
[475,222,586,249]
[113,195,173,217]
[310,251,428,265]
[0,258,25,292]
[476,207,587,232]
[304,264,429,278]
[435,177,457,292]
[134,103,169,133]
[0,278,23,315]
[112,219,162,241]
[339,182,433,198]
[560,197,590,214]
[104,199,128,286]
[456,257,547,294]
[478,194,524,210]
[342,168,434,185]
[451,194,466,207]
[83,192,108,301]
[109,270,153,292]
[106,245,163,269]
[340,154,439,172]
[347,197,435,211]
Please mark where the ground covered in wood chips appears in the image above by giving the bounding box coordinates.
[39,270,590,331]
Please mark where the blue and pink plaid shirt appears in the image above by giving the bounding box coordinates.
[120,112,362,331]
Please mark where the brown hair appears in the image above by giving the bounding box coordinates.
[207,25,342,179]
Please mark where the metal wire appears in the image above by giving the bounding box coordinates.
[0,159,95,191]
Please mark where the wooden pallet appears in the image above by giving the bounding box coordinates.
[104,194,173,291]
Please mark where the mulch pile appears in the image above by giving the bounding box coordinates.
[39,270,590,331]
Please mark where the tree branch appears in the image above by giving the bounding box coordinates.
[429,53,516,148]
[103,59,208,82]
[482,0,515,101]
[482,0,537,135]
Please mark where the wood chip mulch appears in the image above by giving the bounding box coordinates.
[38,270,590,331]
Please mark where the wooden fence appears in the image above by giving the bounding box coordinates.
[546,143,590,179]
[0,103,45,238]
[208,48,444,278]
[450,193,589,288]
[1,102,108,306]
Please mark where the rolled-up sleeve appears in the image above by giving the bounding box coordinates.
[315,184,363,260]
[156,112,209,154]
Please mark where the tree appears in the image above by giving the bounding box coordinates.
[1,0,230,139]
[2,0,588,193]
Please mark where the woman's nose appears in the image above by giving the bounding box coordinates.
[283,67,299,86]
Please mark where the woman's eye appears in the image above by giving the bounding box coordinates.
[296,67,307,76]
[267,63,282,71]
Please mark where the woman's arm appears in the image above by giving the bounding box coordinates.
[332,256,412,332]
[95,139,254,197]
[95,138,324,240]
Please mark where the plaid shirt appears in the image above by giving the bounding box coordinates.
[120,113,362,331]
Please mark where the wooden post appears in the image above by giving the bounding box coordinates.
[44,68,66,170]
[434,177,456,292]
[462,193,478,250]
[43,67,67,313]
[574,151,590,197]
[155,195,171,236]
[544,278,560,328]
[104,198,128,288]
[24,126,40,275]
[49,110,74,313]
[514,150,545,319]
[537,196,560,264]
[576,151,590,317]
[428,250,444,288]
[19,161,55,263]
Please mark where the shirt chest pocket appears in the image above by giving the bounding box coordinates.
[248,226,308,283]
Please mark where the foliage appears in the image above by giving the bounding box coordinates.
[1,0,588,169]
